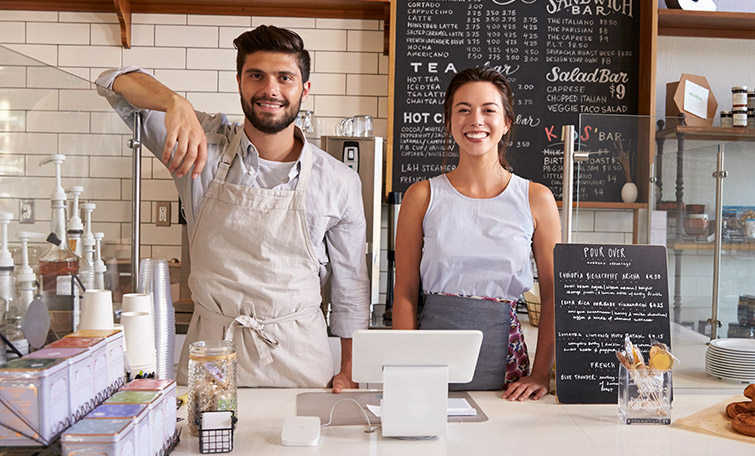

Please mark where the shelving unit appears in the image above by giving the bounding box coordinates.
[658,8,755,40]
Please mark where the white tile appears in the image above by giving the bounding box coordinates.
[316,18,379,30]
[189,15,250,26]
[373,118,388,139]
[151,245,181,261]
[314,96,378,117]
[142,179,179,201]
[60,89,113,111]
[152,158,173,180]
[309,73,345,95]
[27,111,89,133]
[59,12,118,23]
[0,11,57,22]
[89,156,133,178]
[27,66,91,89]
[0,154,24,176]
[346,30,383,53]
[132,14,187,25]
[251,17,315,29]
[91,112,132,134]
[186,48,236,71]
[90,222,122,242]
[0,21,24,43]
[142,157,153,179]
[0,88,57,110]
[0,177,53,198]
[219,27,250,49]
[141,201,152,223]
[186,92,242,116]
[218,71,238,92]
[123,47,186,69]
[88,200,131,222]
[154,69,218,92]
[27,23,89,45]
[294,29,346,51]
[59,46,121,68]
[346,74,388,97]
[0,66,25,87]
[155,25,219,48]
[59,134,123,156]
[0,132,57,155]
[300,97,314,111]
[90,23,121,46]
[27,155,88,178]
[69,178,123,200]
[2,44,57,66]
[141,224,182,245]
[0,110,26,131]
[131,24,155,47]
[594,210,634,232]
[378,53,389,75]
[59,67,91,81]
[378,97,388,119]
[314,52,377,74]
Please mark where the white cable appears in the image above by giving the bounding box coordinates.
[321,398,379,433]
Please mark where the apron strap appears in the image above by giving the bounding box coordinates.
[193,301,321,366]
[213,126,245,183]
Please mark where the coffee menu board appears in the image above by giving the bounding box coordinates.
[390,0,640,201]
[553,244,670,404]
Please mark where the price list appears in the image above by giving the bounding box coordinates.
[391,0,640,201]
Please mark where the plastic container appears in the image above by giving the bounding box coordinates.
[617,364,672,425]
[61,418,135,456]
[105,390,163,454]
[121,378,177,445]
[0,357,71,446]
[48,336,108,395]
[188,341,237,436]
[86,403,149,456]
[67,329,124,389]
[25,347,93,416]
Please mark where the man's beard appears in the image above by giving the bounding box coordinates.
[241,94,301,135]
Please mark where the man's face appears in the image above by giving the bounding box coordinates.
[237,51,310,135]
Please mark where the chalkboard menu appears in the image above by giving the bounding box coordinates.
[390,0,641,201]
[553,244,670,404]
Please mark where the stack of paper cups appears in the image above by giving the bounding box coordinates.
[121,311,157,374]
[138,258,176,379]
[79,289,114,330]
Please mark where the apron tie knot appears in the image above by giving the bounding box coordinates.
[224,315,280,366]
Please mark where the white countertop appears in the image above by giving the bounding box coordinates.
[170,322,754,455]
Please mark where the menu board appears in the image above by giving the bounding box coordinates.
[553,244,670,404]
[391,0,641,201]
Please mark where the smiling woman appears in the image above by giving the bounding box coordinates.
[393,67,562,401]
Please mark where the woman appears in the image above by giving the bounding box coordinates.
[393,67,561,401]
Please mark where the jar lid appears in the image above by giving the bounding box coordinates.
[720,111,732,116]
[732,86,749,91]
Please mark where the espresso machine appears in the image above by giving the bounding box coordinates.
[321,136,384,318]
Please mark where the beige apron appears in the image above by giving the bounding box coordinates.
[176,127,333,387]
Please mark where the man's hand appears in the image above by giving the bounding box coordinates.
[500,374,550,401]
[332,363,358,393]
[163,97,207,180]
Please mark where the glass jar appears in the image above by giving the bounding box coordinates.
[749,90,755,110]
[720,110,732,128]
[188,340,237,436]
[732,86,748,107]
[733,107,747,128]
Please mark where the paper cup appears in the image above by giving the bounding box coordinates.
[122,293,153,314]
[122,311,156,374]
[80,289,114,330]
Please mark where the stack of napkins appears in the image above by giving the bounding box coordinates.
[367,398,477,417]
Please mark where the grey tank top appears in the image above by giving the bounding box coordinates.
[420,173,534,301]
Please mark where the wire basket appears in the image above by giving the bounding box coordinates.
[525,300,541,327]
[199,411,235,454]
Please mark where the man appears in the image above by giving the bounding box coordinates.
[97,25,369,392]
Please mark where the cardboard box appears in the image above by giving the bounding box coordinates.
[666,73,717,127]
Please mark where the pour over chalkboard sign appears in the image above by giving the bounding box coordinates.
[389,0,642,201]
[553,244,670,404]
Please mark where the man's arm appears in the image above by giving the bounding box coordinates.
[332,338,355,393]
[110,72,208,180]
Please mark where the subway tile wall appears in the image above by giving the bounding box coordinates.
[0,10,634,307]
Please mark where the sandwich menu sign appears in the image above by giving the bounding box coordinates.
[390,0,641,201]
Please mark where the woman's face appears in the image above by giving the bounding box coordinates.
[448,81,510,159]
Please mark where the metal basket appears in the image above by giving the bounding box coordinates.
[525,300,541,327]
[199,411,236,454]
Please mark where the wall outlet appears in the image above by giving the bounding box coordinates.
[20,200,34,224]
[156,201,171,227]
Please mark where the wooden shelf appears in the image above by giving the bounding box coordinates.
[670,241,755,251]
[656,125,755,141]
[556,201,646,209]
[658,9,755,40]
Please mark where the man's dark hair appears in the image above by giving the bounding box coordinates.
[233,25,311,82]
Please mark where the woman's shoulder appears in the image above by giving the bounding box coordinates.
[404,179,432,205]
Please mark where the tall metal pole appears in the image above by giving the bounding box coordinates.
[128,113,142,293]
[561,126,575,244]
[710,144,726,340]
